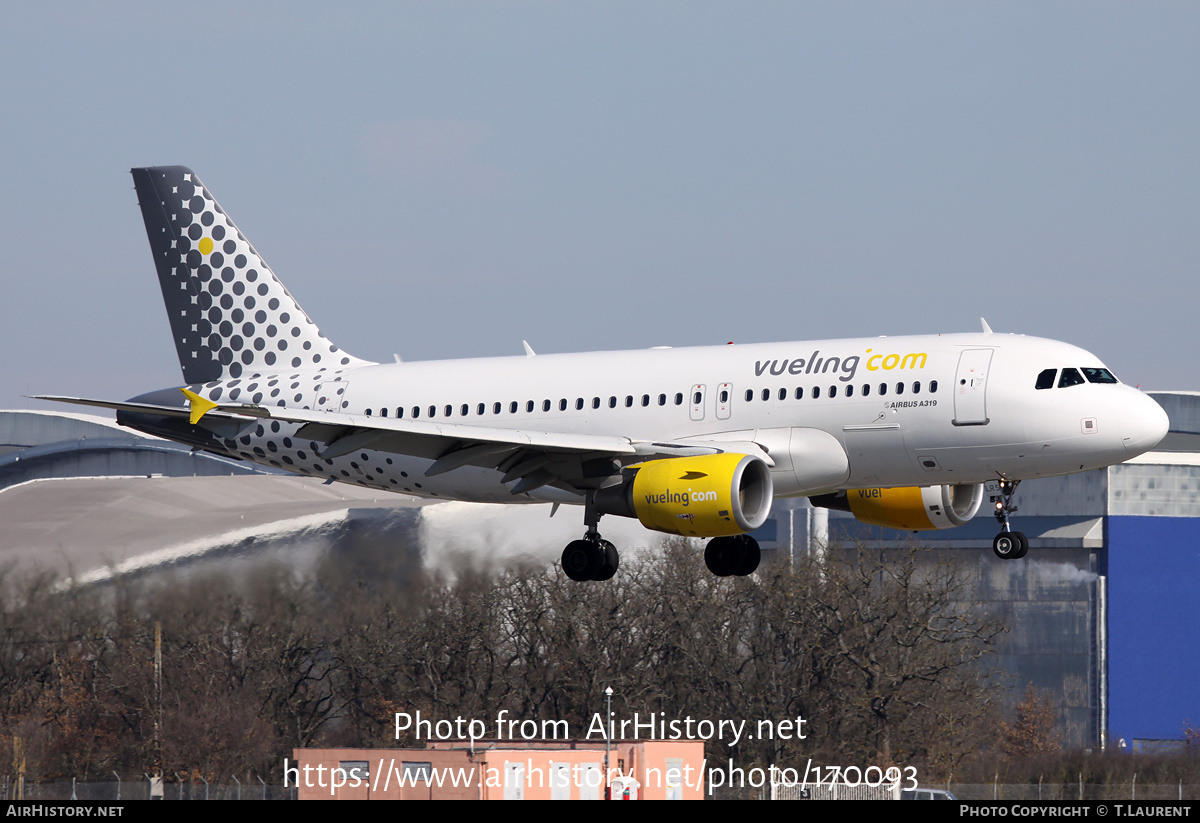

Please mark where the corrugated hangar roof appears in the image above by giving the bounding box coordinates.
[0,474,428,583]
[0,410,431,582]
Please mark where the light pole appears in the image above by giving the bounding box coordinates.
[604,686,613,799]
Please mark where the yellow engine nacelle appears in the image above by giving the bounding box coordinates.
[602,453,773,537]
[814,484,984,531]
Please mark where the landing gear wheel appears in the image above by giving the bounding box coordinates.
[1011,531,1029,559]
[991,479,1029,560]
[992,531,1029,560]
[562,492,621,582]
[704,536,742,577]
[737,536,761,576]
[593,540,620,581]
[705,535,759,577]
[562,539,602,581]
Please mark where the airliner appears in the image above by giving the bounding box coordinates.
[39,167,1170,581]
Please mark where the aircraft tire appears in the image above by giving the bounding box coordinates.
[563,539,602,581]
[1011,531,1029,559]
[705,536,744,577]
[593,540,620,581]
[737,536,761,576]
[992,532,1020,560]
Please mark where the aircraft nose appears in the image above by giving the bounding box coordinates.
[1121,392,1169,455]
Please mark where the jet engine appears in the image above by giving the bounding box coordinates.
[595,453,773,537]
[810,483,984,531]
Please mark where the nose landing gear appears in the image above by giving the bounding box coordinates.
[991,479,1028,560]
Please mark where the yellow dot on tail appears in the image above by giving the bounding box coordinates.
[198,237,213,255]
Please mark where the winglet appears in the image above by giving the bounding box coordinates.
[980,317,994,334]
[522,340,536,357]
[180,387,218,425]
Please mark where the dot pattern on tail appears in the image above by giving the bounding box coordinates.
[132,166,367,385]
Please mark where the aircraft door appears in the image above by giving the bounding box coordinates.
[716,382,732,420]
[690,384,706,421]
[953,349,993,425]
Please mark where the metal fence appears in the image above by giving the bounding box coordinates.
[950,781,1198,802]
[0,776,295,801]
[757,781,1199,801]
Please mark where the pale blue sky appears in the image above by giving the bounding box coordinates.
[3,2,1197,409]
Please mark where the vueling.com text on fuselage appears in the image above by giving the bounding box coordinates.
[753,349,928,383]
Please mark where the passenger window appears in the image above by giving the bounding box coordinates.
[829,385,837,397]
[812,386,821,399]
[445,405,453,417]
[625,395,633,407]
[720,389,729,402]
[576,398,584,410]
[745,389,754,402]
[778,388,787,401]
[380,408,387,417]
[429,405,437,417]
[542,399,551,412]
[692,391,702,405]
[1059,368,1085,388]
[642,394,650,407]
[929,380,938,393]
[593,397,601,409]
[1083,367,1118,384]
[510,401,518,413]
[493,402,501,414]
[609,396,617,408]
[912,382,920,394]
[365,409,372,417]
[795,387,804,400]
[1035,368,1057,390]
[412,406,420,418]
[879,383,887,396]
[397,407,404,418]
[526,400,534,413]
[460,404,469,416]
[674,393,684,405]
[862,384,870,396]
[559,399,567,411]
[658,394,666,406]
[761,388,770,401]
[895,383,904,395]
[477,403,485,415]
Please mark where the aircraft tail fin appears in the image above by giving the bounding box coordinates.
[131,166,369,385]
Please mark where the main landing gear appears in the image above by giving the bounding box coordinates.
[704,534,761,577]
[562,494,620,582]
[991,479,1028,560]
[560,495,762,582]
[561,536,619,582]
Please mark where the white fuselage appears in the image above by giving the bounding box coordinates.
[191,331,1166,505]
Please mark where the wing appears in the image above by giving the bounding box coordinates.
[35,394,771,497]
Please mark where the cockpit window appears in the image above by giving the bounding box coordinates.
[1083,367,1118,384]
[1035,368,1057,390]
[1058,368,1085,388]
